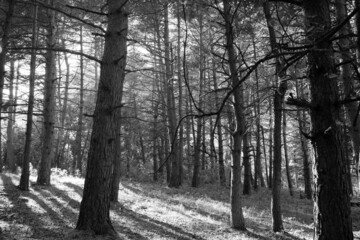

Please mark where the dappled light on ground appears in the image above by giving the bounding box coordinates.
[0,173,351,239]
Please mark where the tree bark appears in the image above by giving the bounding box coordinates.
[37,0,57,186]
[304,1,353,239]
[263,0,285,232]
[19,2,37,191]
[76,0,128,236]
[223,0,246,230]
[283,111,293,196]
[73,25,85,175]
[295,79,312,199]
[6,59,16,172]
[163,3,180,188]
[0,0,15,173]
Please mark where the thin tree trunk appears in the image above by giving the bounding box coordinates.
[6,59,16,172]
[37,0,57,186]
[0,0,15,173]
[223,0,246,230]
[73,25,85,175]
[76,0,128,236]
[283,111,293,196]
[243,132,251,195]
[295,80,312,199]
[164,3,180,188]
[19,2,37,191]
[212,49,226,186]
[177,0,184,185]
[263,1,285,231]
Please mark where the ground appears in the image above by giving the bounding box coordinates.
[0,172,359,240]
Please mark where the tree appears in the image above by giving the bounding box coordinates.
[75,0,128,236]
[263,0,286,232]
[303,0,353,238]
[223,0,246,230]
[0,0,15,173]
[19,1,37,191]
[37,0,57,186]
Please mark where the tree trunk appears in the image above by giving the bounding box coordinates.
[37,1,57,186]
[19,2,37,191]
[0,0,15,173]
[6,59,16,172]
[177,0,184,185]
[283,111,293,196]
[163,3,180,188]
[76,0,128,237]
[223,0,246,230]
[295,79,312,199]
[263,1,285,232]
[212,48,226,186]
[243,132,251,195]
[73,25,85,175]
[304,0,353,239]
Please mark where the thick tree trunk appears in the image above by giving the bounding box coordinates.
[303,1,353,239]
[223,0,246,230]
[19,2,37,191]
[336,0,358,193]
[37,1,57,186]
[76,0,128,236]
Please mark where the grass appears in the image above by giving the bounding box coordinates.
[0,172,358,239]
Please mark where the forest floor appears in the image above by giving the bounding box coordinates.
[0,172,359,240]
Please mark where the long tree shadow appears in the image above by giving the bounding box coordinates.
[0,174,67,239]
[111,202,207,240]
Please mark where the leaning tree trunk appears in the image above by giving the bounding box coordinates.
[37,1,57,186]
[19,2,37,191]
[304,0,353,239]
[223,0,246,230]
[76,0,128,237]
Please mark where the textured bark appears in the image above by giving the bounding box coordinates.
[19,2,37,191]
[336,0,359,193]
[76,0,128,236]
[304,1,353,239]
[263,1,285,232]
[223,0,246,230]
[0,0,15,173]
[37,1,57,186]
